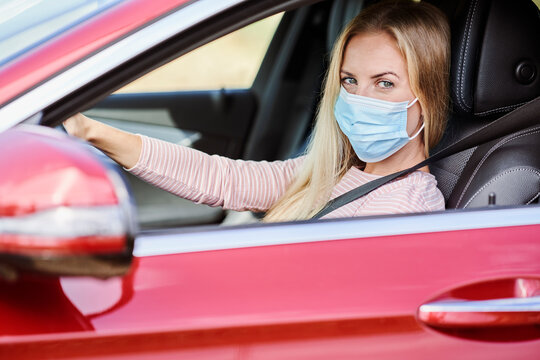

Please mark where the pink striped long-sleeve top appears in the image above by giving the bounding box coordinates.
[127,135,445,219]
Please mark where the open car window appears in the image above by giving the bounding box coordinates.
[20,0,537,232]
[80,0,540,231]
[84,11,289,229]
[75,0,340,230]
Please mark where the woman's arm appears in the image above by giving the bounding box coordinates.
[64,113,303,212]
[63,113,142,169]
[130,135,303,212]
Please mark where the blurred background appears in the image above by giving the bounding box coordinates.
[117,13,283,92]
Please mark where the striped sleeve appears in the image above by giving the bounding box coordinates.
[126,135,304,212]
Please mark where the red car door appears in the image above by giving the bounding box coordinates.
[2,207,538,359]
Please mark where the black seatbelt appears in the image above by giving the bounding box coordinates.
[312,96,540,219]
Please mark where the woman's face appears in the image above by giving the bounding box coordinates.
[340,32,422,136]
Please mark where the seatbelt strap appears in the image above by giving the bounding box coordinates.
[312,96,540,219]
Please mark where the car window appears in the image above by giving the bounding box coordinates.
[116,12,283,92]
[0,0,125,66]
[85,11,289,230]
[44,0,540,233]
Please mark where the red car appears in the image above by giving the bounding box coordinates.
[0,0,539,358]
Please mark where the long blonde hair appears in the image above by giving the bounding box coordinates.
[264,0,450,222]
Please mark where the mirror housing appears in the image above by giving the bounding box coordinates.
[0,125,136,280]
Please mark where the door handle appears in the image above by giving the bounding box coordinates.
[418,295,540,327]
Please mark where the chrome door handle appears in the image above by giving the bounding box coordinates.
[418,296,540,327]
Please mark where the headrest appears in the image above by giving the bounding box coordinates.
[448,0,540,117]
[327,0,365,52]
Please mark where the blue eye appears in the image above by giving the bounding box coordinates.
[341,77,357,85]
[377,80,394,89]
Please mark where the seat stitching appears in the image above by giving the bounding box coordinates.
[526,192,540,205]
[475,101,529,116]
[458,0,480,112]
[455,127,540,207]
[432,165,460,177]
[464,168,540,208]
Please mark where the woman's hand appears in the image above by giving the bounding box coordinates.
[63,113,92,141]
[63,113,142,169]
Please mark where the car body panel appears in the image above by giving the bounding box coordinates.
[0,0,190,107]
[1,210,539,357]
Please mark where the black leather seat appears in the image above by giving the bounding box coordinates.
[429,0,540,208]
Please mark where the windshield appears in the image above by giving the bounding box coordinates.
[0,0,125,66]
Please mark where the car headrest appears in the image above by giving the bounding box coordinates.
[327,0,365,52]
[448,0,540,118]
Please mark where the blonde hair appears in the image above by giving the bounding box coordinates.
[264,0,450,222]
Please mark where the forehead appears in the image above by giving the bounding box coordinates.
[341,32,407,75]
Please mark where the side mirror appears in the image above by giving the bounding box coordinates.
[0,125,136,280]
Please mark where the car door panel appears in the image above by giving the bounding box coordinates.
[89,89,257,157]
[2,209,539,358]
[85,89,257,228]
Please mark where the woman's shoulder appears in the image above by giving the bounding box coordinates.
[392,170,441,196]
[400,169,436,181]
[365,169,444,212]
[399,170,444,210]
[347,167,438,189]
[327,168,444,218]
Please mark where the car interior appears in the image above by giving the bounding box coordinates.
[429,0,540,209]
[67,0,539,230]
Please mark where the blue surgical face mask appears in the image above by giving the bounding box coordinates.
[334,86,424,163]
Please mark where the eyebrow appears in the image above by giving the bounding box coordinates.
[340,70,355,77]
[340,70,400,79]
[371,71,399,79]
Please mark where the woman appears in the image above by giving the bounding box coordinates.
[65,0,450,222]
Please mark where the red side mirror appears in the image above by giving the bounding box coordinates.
[0,125,136,280]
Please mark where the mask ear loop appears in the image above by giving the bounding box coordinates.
[407,100,423,140]
[406,97,419,108]
[409,122,425,140]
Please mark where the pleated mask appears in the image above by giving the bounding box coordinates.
[334,86,423,162]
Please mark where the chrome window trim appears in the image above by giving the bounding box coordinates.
[0,0,247,133]
[134,205,540,257]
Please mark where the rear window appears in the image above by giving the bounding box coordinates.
[0,0,124,66]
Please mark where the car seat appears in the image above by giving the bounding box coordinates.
[326,0,540,209]
[429,0,540,208]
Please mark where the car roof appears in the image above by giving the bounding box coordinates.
[0,0,190,108]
